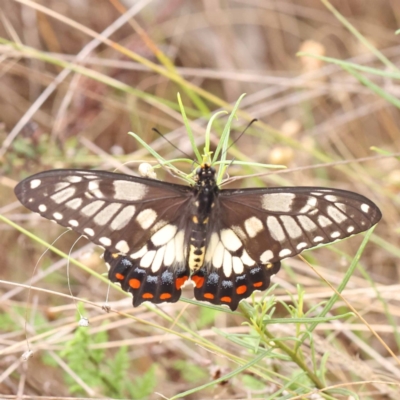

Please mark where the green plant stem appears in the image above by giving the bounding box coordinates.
[240,303,324,390]
[258,325,324,390]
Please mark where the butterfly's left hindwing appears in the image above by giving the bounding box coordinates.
[104,250,189,306]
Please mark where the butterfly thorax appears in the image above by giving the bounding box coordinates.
[187,164,218,271]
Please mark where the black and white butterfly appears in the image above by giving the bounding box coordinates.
[14,164,381,310]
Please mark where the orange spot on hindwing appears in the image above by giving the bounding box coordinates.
[220,296,232,303]
[175,276,188,290]
[253,281,263,288]
[142,293,154,299]
[115,273,125,280]
[192,275,204,288]
[160,293,172,300]
[236,285,247,295]
[129,278,141,289]
[204,293,214,300]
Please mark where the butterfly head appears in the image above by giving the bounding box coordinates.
[194,163,217,188]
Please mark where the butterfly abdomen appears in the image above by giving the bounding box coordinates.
[187,165,219,271]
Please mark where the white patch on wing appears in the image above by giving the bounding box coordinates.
[66,176,83,183]
[164,237,175,266]
[88,180,103,198]
[151,220,168,234]
[38,204,47,212]
[68,219,79,227]
[244,217,264,238]
[266,216,285,242]
[231,225,247,241]
[280,216,302,239]
[232,257,244,274]
[223,249,232,277]
[50,187,76,204]
[335,203,347,213]
[130,245,147,259]
[30,179,41,189]
[84,192,94,200]
[111,206,136,230]
[361,203,370,213]
[81,200,105,217]
[84,228,95,236]
[140,250,156,268]
[88,181,99,190]
[53,212,63,220]
[299,197,318,213]
[279,249,292,257]
[99,237,112,247]
[115,240,130,253]
[151,224,178,246]
[151,246,165,272]
[297,242,307,250]
[260,249,273,263]
[318,215,332,228]
[327,206,347,223]
[261,192,295,212]
[330,231,341,238]
[297,215,317,232]
[325,195,338,202]
[66,198,83,210]
[94,203,123,226]
[212,241,224,269]
[220,229,242,251]
[136,209,157,229]
[54,182,69,191]
[313,236,324,242]
[205,232,219,263]
[174,230,185,263]
[241,249,255,266]
[347,226,355,233]
[113,180,148,201]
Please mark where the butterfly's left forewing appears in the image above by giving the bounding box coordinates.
[217,186,381,264]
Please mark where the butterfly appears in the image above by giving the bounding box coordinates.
[14,163,382,310]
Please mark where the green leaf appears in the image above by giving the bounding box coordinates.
[127,365,158,400]
[173,360,208,382]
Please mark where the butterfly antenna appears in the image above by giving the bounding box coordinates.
[152,127,195,161]
[225,118,258,154]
